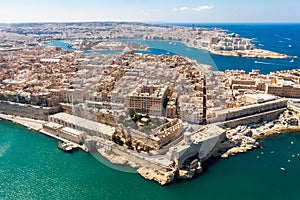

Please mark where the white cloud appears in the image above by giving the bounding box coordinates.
[192,6,214,11]
[172,5,214,12]
[179,6,190,11]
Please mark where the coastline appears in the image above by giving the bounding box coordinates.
[184,42,289,59]
[208,49,289,59]
[221,114,300,158]
[1,106,300,185]
[1,105,300,185]
[50,38,290,60]
[0,113,88,152]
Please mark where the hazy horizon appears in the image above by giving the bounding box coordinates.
[0,0,299,24]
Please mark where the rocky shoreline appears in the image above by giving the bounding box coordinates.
[97,147,202,185]
[1,108,300,186]
[209,49,288,59]
[184,39,289,59]
[221,109,300,158]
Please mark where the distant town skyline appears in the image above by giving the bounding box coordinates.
[0,0,299,23]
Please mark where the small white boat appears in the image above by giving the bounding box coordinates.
[290,59,294,63]
[288,45,292,48]
[58,141,75,152]
[280,167,286,171]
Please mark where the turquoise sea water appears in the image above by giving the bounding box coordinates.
[45,24,300,74]
[1,120,300,200]
[2,24,300,199]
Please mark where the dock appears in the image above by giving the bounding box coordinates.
[0,113,88,152]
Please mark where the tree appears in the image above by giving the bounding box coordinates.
[134,142,140,150]
[145,146,152,153]
[128,109,135,118]
[135,113,142,121]
[112,133,123,146]
[125,138,132,147]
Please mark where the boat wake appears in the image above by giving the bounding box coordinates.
[283,37,292,41]
[0,143,11,158]
[254,61,282,66]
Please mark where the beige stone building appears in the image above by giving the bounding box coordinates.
[127,85,168,116]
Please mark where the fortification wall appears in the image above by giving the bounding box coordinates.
[224,108,285,128]
[0,100,61,120]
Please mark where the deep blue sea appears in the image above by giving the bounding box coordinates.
[45,24,300,74]
[177,23,300,74]
[2,24,300,200]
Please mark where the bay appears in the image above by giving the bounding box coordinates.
[3,24,300,200]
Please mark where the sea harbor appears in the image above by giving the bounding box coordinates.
[0,113,88,152]
[0,22,300,186]
[0,21,299,199]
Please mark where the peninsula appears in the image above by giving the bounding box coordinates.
[0,22,288,58]
[0,22,298,185]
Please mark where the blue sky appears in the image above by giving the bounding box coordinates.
[0,0,299,23]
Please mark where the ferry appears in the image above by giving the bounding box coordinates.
[58,141,75,152]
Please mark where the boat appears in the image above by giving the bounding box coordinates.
[58,141,75,152]
[280,167,286,171]
[290,59,294,63]
[288,45,292,48]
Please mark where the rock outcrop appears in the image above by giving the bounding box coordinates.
[137,167,176,185]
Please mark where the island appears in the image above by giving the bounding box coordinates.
[0,22,299,185]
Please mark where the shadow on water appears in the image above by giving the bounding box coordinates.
[170,156,223,185]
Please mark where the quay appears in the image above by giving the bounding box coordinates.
[0,113,88,152]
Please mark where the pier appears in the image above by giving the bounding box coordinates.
[0,113,88,152]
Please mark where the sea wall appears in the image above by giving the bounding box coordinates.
[224,108,285,128]
[0,100,61,120]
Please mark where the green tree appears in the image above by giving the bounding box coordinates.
[125,138,132,147]
[128,109,135,118]
[134,142,140,150]
[145,146,151,153]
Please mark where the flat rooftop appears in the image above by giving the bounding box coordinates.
[43,121,63,129]
[61,127,85,136]
[40,58,61,63]
[192,124,225,143]
[50,112,115,137]
[245,93,276,102]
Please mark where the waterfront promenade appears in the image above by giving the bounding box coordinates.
[0,114,88,152]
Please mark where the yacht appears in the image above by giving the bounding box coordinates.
[58,141,74,152]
